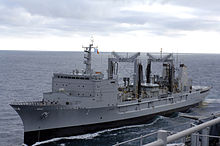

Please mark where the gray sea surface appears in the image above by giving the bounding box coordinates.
[0,51,220,146]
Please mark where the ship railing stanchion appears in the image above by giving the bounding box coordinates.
[157,130,167,146]
[181,134,186,144]
[201,127,209,146]
[140,135,143,146]
[191,133,199,146]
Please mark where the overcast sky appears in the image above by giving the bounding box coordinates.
[0,0,220,53]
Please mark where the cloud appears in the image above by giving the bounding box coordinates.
[0,0,220,38]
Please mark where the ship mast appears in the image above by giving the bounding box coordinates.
[83,38,96,74]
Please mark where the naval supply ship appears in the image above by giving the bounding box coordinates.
[10,42,210,145]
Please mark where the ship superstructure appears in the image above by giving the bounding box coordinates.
[10,42,210,145]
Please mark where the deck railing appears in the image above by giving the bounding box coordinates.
[113,116,220,146]
[10,101,48,106]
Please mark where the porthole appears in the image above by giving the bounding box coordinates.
[66,102,69,105]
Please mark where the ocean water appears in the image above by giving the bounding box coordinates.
[0,51,220,146]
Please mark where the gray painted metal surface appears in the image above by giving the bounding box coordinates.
[10,42,211,143]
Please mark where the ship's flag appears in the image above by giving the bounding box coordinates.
[94,48,99,54]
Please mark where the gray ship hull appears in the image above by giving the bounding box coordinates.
[11,88,209,145]
[23,102,199,145]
